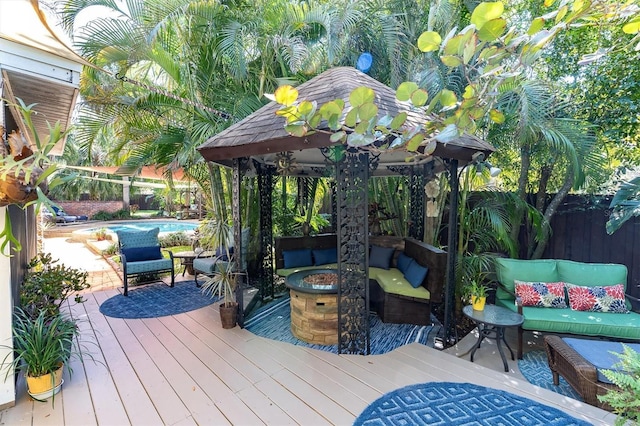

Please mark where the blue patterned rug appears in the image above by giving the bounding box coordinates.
[354,382,590,425]
[518,350,582,401]
[245,296,437,355]
[99,280,218,319]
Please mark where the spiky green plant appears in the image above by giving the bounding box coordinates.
[2,308,77,380]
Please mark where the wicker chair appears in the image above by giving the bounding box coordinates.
[116,228,174,296]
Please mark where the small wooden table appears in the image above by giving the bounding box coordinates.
[463,304,524,372]
[173,250,214,276]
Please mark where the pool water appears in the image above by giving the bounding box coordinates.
[81,221,198,235]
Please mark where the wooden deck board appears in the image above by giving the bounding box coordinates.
[80,293,164,426]
[1,286,616,426]
[70,296,131,426]
[92,300,193,425]
[253,376,332,425]
[124,319,231,425]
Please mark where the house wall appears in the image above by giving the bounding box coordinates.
[0,206,16,409]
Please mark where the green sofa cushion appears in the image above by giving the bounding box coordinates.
[557,260,628,289]
[369,267,430,300]
[495,258,559,301]
[496,298,640,340]
[277,265,430,300]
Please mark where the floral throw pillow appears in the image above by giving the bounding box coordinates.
[514,280,567,308]
[566,283,629,313]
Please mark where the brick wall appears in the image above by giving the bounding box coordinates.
[56,201,124,218]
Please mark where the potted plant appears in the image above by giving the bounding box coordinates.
[466,280,489,311]
[19,252,90,319]
[199,221,240,328]
[2,308,78,400]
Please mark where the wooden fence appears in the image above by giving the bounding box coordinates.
[542,196,640,300]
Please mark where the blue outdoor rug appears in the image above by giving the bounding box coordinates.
[244,296,437,355]
[99,280,218,319]
[354,382,590,425]
[518,350,582,401]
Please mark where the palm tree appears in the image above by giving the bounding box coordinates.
[489,79,597,258]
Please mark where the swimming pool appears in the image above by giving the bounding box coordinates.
[80,221,198,235]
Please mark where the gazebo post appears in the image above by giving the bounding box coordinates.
[256,162,275,301]
[232,158,245,327]
[409,164,427,240]
[443,159,459,345]
[336,150,372,355]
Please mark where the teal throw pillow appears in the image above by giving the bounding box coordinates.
[396,252,414,274]
[313,248,337,265]
[404,262,429,288]
[283,249,313,268]
[121,246,162,262]
[370,245,395,270]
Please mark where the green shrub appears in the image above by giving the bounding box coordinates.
[102,243,118,256]
[91,209,132,221]
[598,345,640,425]
[159,231,191,248]
[20,253,90,319]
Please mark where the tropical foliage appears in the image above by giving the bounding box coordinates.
[597,345,640,425]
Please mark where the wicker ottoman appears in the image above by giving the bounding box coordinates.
[543,335,619,409]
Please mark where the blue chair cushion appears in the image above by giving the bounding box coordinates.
[404,262,429,288]
[122,246,162,262]
[564,337,640,384]
[283,249,313,268]
[370,245,395,270]
[396,252,414,274]
[215,246,234,261]
[313,248,337,265]
[117,228,160,248]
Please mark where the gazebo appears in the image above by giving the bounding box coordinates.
[198,66,494,354]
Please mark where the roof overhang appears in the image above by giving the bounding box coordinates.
[1,0,84,156]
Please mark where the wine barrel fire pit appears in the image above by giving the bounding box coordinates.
[285,269,338,345]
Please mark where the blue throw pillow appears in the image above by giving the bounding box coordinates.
[313,248,337,265]
[283,249,313,268]
[404,262,429,288]
[215,246,234,261]
[121,246,162,262]
[396,252,414,274]
[369,245,395,270]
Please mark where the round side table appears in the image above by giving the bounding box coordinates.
[462,304,524,372]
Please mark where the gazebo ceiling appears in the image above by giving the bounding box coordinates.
[198,67,494,176]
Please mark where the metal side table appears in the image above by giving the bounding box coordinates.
[463,304,524,372]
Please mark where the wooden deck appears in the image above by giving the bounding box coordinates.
[1,287,616,425]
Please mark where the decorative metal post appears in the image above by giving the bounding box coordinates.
[444,159,459,345]
[330,180,337,232]
[409,165,426,240]
[256,162,275,301]
[232,158,245,327]
[336,150,371,355]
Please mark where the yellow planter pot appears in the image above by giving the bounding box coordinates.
[471,296,486,311]
[26,364,64,399]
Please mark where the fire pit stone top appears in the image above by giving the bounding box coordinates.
[285,268,339,294]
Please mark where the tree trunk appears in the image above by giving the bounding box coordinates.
[530,165,574,259]
[510,145,531,250]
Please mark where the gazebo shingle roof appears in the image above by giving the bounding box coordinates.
[198,67,494,171]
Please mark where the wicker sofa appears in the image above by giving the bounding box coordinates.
[274,234,447,325]
[495,258,640,359]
